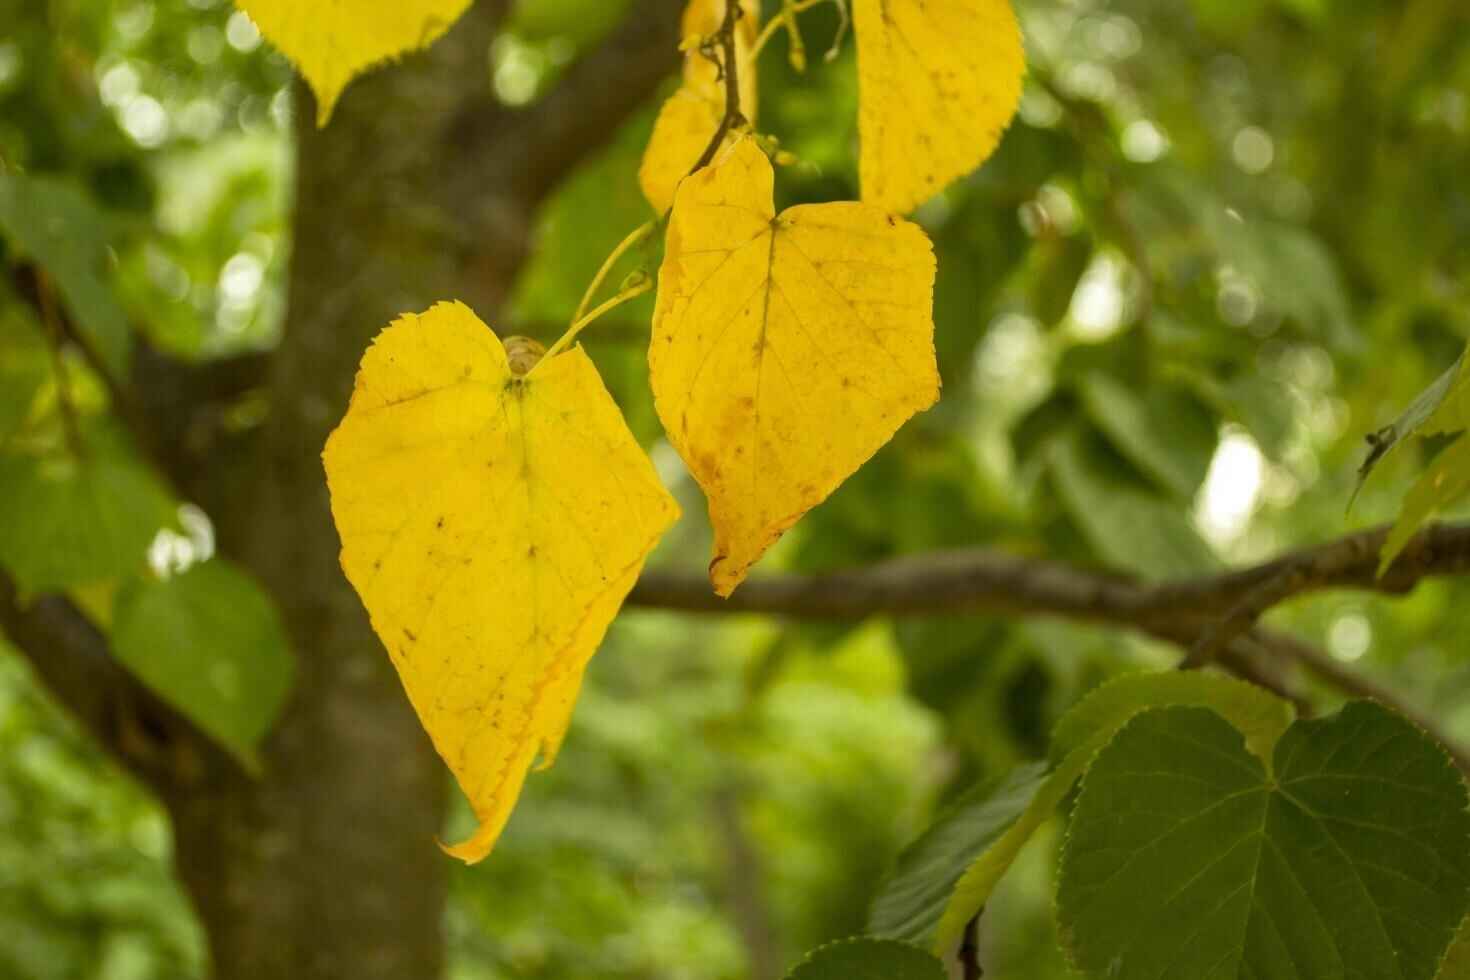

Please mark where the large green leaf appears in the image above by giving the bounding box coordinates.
[1058,702,1470,980]
[112,559,294,765]
[785,938,946,980]
[0,434,173,591]
[1049,671,1294,766]
[0,174,131,376]
[870,672,1292,954]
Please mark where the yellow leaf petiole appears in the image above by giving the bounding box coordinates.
[568,219,656,327]
[539,273,654,367]
[539,218,658,366]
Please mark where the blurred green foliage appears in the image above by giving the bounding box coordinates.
[2,0,1470,976]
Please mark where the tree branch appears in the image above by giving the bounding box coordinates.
[0,575,238,800]
[628,522,1470,773]
[455,0,687,203]
[631,522,1470,626]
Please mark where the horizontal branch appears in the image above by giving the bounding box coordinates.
[630,522,1470,626]
[628,522,1470,773]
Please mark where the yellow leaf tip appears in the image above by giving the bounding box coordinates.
[709,554,741,597]
[437,827,499,865]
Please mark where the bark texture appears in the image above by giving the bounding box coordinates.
[152,6,683,975]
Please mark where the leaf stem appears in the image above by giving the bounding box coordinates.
[690,0,747,176]
[959,911,984,979]
[539,277,654,366]
[570,219,656,327]
[748,0,829,65]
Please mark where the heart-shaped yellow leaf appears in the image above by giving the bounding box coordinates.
[323,302,678,862]
[853,0,1025,214]
[651,139,939,595]
[235,0,474,125]
[639,0,760,213]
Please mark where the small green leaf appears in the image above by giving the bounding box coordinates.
[1078,374,1217,499]
[1058,702,1470,980]
[1180,369,1295,460]
[0,434,174,591]
[869,762,1048,947]
[1358,350,1468,490]
[1381,436,1470,573]
[785,938,946,980]
[112,559,294,764]
[1050,432,1219,579]
[0,174,132,377]
[1365,347,1470,571]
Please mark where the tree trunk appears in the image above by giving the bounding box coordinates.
[0,5,681,975]
[164,15,532,979]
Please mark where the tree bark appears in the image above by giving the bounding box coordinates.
[144,2,686,972]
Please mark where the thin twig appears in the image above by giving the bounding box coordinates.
[1180,566,1310,670]
[959,911,984,980]
[689,0,747,176]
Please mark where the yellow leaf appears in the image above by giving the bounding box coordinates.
[323,302,678,862]
[234,0,474,125]
[650,139,939,595]
[853,0,1025,214]
[639,0,760,213]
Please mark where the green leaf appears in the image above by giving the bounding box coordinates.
[869,762,1049,947]
[1030,235,1093,326]
[1078,374,1217,499]
[1364,347,1470,571]
[1050,671,1295,766]
[1049,432,1219,579]
[1381,436,1470,573]
[871,672,1292,954]
[112,559,294,764]
[0,174,132,377]
[1180,369,1295,460]
[1058,702,1470,980]
[1439,916,1470,980]
[785,938,946,980]
[1358,349,1468,490]
[0,307,49,446]
[0,435,174,591]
